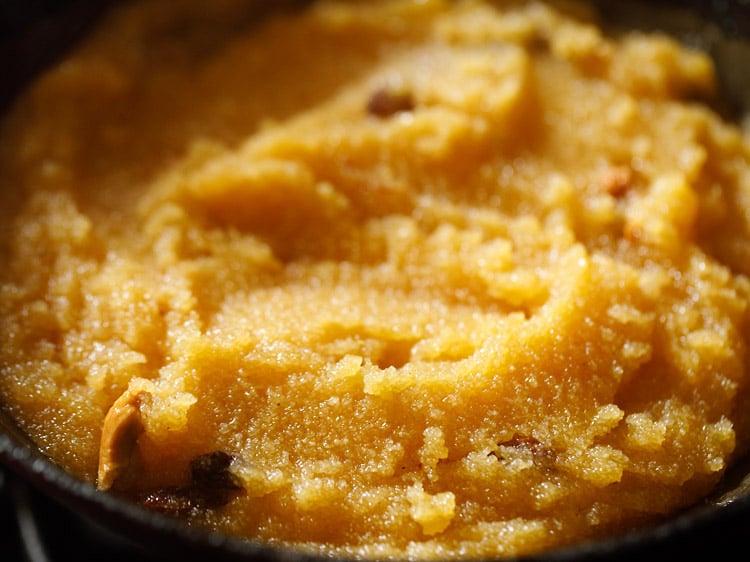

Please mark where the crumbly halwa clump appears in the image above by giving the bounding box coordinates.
[2,0,750,558]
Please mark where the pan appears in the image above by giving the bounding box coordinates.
[1,1,750,560]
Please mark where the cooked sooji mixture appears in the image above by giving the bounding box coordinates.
[2,0,750,558]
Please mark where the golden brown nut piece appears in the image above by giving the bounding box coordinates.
[97,387,149,491]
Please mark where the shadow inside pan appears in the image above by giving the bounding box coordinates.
[1,1,750,561]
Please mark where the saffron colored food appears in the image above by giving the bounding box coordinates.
[2,0,750,558]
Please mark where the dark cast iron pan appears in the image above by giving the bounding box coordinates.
[1,1,750,561]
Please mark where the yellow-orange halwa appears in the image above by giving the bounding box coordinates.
[2,0,750,558]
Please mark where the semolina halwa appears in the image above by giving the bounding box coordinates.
[2,0,750,559]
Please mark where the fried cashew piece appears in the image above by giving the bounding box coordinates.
[97,387,150,491]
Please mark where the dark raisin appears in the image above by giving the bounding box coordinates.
[139,451,244,516]
[182,487,227,510]
[190,451,242,490]
[141,487,196,517]
[527,30,549,52]
[367,87,415,118]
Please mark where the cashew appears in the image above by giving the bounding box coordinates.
[97,386,150,491]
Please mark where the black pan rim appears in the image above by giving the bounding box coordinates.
[3,429,750,562]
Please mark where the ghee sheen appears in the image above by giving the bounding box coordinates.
[2,0,750,558]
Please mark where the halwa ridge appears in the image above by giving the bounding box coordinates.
[1,0,750,559]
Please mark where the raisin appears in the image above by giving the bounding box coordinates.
[138,451,243,516]
[141,487,196,517]
[367,87,415,118]
[191,451,242,490]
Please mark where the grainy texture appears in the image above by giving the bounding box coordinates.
[1,0,750,559]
